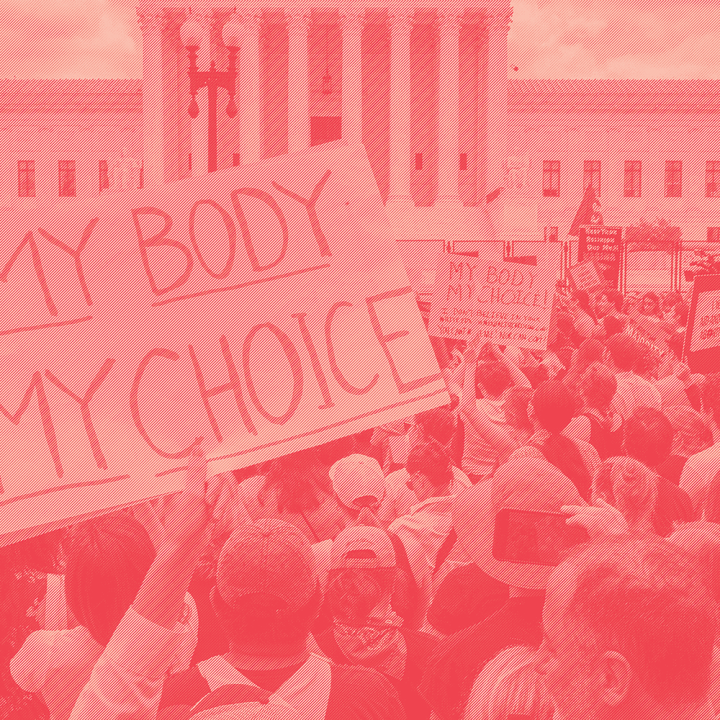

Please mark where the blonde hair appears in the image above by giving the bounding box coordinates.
[464,645,554,720]
[592,457,658,529]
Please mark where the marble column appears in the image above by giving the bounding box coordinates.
[286,8,311,153]
[437,7,463,205]
[190,9,213,177]
[137,9,166,186]
[239,11,263,164]
[340,8,364,145]
[484,8,513,202]
[387,8,414,207]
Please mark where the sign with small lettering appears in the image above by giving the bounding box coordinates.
[0,142,448,544]
[685,274,720,373]
[578,226,622,289]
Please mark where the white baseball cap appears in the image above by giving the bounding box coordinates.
[329,454,385,509]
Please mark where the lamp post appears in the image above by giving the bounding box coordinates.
[180,12,242,173]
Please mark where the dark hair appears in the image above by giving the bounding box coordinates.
[702,373,720,425]
[260,449,331,514]
[703,469,720,524]
[598,289,624,313]
[580,362,617,413]
[602,315,624,338]
[640,292,660,315]
[572,290,597,320]
[623,407,673,468]
[674,302,689,327]
[414,407,456,447]
[503,386,533,433]
[212,584,322,649]
[326,567,396,625]
[605,333,641,371]
[633,344,661,379]
[532,381,592,499]
[662,292,682,312]
[314,436,356,468]
[406,441,453,489]
[65,514,155,646]
[475,361,512,398]
[566,535,717,706]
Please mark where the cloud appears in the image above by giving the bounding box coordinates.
[509,0,720,78]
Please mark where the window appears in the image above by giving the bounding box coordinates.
[544,226,559,242]
[415,153,423,171]
[707,161,720,197]
[59,160,76,197]
[18,160,35,197]
[708,228,720,243]
[624,160,641,197]
[99,160,109,193]
[459,153,467,171]
[542,161,560,197]
[310,116,341,146]
[665,160,682,197]
[583,160,601,196]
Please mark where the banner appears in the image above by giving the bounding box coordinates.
[427,251,558,351]
[567,257,605,293]
[578,226,622,289]
[0,142,448,543]
[684,274,720,373]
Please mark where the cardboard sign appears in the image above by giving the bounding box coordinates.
[578,226,622,289]
[427,251,557,350]
[0,142,448,544]
[568,257,605,293]
[684,274,720,373]
[625,309,670,356]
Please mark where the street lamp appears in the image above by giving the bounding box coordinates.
[180,11,242,173]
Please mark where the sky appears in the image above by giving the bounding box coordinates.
[0,0,719,79]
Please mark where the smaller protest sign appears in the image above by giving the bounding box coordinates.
[684,274,720,373]
[625,309,670,356]
[578,226,622,289]
[428,252,557,351]
[568,257,605,293]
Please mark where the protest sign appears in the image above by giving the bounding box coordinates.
[625,309,671,356]
[568,257,605,293]
[684,274,720,373]
[0,142,448,544]
[427,249,558,351]
[578,226,622,289]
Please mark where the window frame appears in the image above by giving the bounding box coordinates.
[58,159,76,197]
[18,160,35,198]
[706,161,720,198]
[624,160,642,198]
[583,160,601,197]
[665,160,682,198]
[542,160,560,197]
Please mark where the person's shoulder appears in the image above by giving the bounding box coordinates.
[328,664,406,720]
[160,664,211,710]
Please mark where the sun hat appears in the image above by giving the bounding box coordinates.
[216,519,318,611]
[330,525,396,570]
[452,457,586,590]
[329,454,386,509]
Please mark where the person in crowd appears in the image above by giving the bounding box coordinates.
[501,386,534,447]
[566,362,623,460]
[534,535,718,720]
[10,514,196,720]
[562,338,606,409]
[623,407,694,536]
[461,339,529,484]
[661,290,683,319]
[633,344,661,383]
[1,531,66,719]
[388,441,464,627]
[702,470,720,524]
[240,449,346,543]
[419,457,585,720]
[604,333,661,420]
[569,290,598,340]
[594,288,627,324]
[463,645,554,720]
[638,291,662,318]
[508,380,600,500]
[160,518,405,719]
[658,406,714,485]
[371,419,413,474]
[681,372,720,514]
[379,408,470,527]
[591,457,658,534]
[315,526,437,719]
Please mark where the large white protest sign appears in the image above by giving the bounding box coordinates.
[427,250,558,350]
[0,142,448,543]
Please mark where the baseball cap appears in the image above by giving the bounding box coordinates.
[216,519,318,612]
[329,454,386,509]
[330,526,396,570]
[452,457,586,590]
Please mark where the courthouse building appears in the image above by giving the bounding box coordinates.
[1,2,720,289]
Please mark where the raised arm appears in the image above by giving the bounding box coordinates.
[489,343,532,389]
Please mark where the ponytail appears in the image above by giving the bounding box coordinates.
[538,434,592,501]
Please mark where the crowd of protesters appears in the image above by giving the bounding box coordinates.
[2,283,720,720]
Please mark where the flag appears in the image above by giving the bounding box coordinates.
[568,184,598,237]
